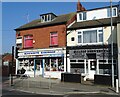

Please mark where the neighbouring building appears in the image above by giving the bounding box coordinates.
[15,2,85,78]
[67,3,120,81]
[2,54,16,77]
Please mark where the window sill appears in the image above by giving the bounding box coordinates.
[49,45,58,47]
[24,47,33,49]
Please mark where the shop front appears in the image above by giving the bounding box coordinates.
[67,45,117,80]
[16,48,66,79]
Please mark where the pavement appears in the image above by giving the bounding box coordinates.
[2,76,120,96]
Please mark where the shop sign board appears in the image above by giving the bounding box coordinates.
[18,50,64,58]
[24,51,39,55]
[41,51,55,54]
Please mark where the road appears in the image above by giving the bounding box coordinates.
[1,89,120,97]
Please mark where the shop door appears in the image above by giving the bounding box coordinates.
[88,59,96,79]
[35,59,42,75]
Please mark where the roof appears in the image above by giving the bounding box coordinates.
[15,12,76,31]
[2,54,12,62]
[68,17,120,30]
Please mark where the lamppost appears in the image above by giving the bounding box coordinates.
[110,0,114,88]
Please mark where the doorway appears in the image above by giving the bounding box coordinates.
[88,59,96,79]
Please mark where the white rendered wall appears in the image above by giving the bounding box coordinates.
[67,26,117,46]
[77,7,117,22]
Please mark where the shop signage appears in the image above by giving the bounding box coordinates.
[41,51,55,54]
[24,51,39,55]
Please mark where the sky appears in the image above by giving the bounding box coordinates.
[2,1,118,54]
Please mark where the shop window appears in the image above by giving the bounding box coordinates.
[18,59,34,72]
[45,59,50,71]
[44,58,64,71]
[51,58,57,71]
[58,58,64,71]
[24,35,33,48]
[50,32,58,46]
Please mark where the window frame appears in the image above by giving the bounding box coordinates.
[24,34,33,48]
[16,36,23,49]
[107,7,117,17]
[77,27,103,45]
[78,12,87,21]
[50,32,58,46]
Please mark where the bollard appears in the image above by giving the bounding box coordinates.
[49,75,51,89]
[116,79,119,93]
[9,74,11,86]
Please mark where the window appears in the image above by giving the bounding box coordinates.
[113,8,117,16]
[83,30,97,43]
[79,13,82,20]
[71,37,75,41]
[17,44,22,48]
[78,32,82,43]
[16,37,22,48]
[78,35,82,43]
[98,29,103,42]
[83,12,87,20]
[107,7,117,17]
[77,28,103,44]
[79,12,86,21]
[99,33,103,42]
[50,32,58,46]
[24,35,33,48]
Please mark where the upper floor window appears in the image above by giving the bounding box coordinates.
[40,13,56,23]
[79,12,86,21]
[77,28,103,44]
[107,7,117,17]
[24,35,33,48]
[16,36,22,48]
[78,32,82,43]
[83,30,97,43]
[50,32,58,46]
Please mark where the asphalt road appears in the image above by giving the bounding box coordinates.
[2,89,120,97]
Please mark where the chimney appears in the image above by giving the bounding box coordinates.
[77,0,86,12]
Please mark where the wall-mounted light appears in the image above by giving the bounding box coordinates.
[33,40,35,44]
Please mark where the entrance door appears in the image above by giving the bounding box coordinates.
[88,59,96,79]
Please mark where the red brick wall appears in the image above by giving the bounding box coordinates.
[17,24,66,49]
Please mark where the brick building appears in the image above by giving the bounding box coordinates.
[15,2,85,78]
[15,12,77,78]
[2,54,16,76]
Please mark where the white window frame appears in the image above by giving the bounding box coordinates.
[78,12,87,21]
[16,36,23,48]
[107,7,117,17]
[77,27,103,45]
